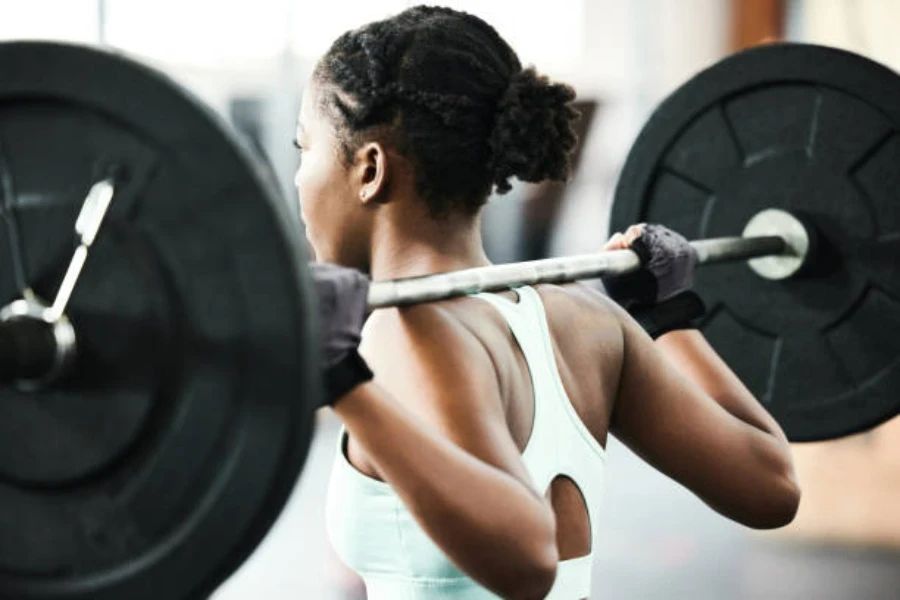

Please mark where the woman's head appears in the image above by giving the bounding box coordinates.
[295,5,579,266]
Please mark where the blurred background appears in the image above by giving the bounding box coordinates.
[2,0,898,598]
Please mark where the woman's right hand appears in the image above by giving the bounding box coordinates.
[309,262,374,405]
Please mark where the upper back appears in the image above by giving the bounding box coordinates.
[440,282,624,453]
[354,281,625,481]
[334,282,625,598]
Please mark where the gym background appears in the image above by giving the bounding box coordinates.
[2,1,897,598]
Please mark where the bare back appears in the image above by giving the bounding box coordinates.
[351,282,623,560]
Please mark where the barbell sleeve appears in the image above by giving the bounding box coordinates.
[0,299,77,390]
[367,234,787,309]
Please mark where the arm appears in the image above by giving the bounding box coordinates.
[339,305,557,600]
[610,302,800,529]
[655,329,790,444]
[312,262,556,598]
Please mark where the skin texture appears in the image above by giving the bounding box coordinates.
[296,82,800,599]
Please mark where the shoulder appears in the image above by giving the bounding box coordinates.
[536,281,621,312]
[362,300,494,368]
[360,301,505,423]
[359,301,536,474]
[533,282,626,339]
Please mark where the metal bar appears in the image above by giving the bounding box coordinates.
[367,235,787,309]
[47,179,115,322]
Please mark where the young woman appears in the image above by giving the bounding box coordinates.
[304,7,800,599]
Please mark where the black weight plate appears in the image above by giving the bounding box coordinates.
[612,43,900,442]
[0,41,319,599]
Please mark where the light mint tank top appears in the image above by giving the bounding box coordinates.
[326,286,607,599]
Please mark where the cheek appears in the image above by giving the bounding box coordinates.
[296,155,330,215]
[295,153,347,241]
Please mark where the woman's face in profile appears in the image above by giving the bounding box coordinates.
[293,83,357,264]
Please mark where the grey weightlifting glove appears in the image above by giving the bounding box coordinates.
[310,263,374,405]
[602,224,705,338]
[603,224,699,305]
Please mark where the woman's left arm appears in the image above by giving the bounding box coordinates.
[654,329,790,443]
[601,226,791,444]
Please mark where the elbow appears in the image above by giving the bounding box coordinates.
[526,543,559,600]
[745,469,802,530]
[501,507,559,600]
[765,474,802,529]
[504,543,558,600]
[487,517,558,600]
[740,433,802,529]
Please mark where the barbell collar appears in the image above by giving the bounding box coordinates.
[0,297,76,391]
[742,208,813,280]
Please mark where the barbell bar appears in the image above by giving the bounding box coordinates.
[0,192,804,388]
[367,214,795,308]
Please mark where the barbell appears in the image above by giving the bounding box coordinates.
[0,40,897,600]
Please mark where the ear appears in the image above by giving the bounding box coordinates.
[352,141,389,206]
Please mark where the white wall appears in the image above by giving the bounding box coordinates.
[550,0,730,258]
[797,0,900,71]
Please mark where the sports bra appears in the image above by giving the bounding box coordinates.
[326,286,607,598]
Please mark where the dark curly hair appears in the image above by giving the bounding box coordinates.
[313,5,580,217]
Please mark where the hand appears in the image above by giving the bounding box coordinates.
[602,223,698,306]
[309,262,374,404]
[603,224,704,339]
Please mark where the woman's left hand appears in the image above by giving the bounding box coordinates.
[603,223,698,306]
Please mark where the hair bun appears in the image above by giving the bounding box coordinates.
[488,67,579,194]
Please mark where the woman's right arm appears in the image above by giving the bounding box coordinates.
[333,373,558,600]
[609,301,801,529]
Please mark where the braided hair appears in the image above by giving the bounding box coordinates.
[313,5,579,218]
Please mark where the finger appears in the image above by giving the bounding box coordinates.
[603,232,627,250]
[624,223,646,244]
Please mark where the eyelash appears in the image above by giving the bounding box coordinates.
[292,139,304,152]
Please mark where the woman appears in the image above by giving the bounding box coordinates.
[303,6,800,599]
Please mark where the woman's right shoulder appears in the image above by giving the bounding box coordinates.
[359,301,496,382]
[362,301,472,348]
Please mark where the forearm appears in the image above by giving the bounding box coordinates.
[333,381,558,598]
[655,329,789,444]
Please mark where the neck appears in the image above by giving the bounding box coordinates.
[368,205,491,281]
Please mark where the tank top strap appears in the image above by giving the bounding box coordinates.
[472,286,608,463]
[471,286,559,387]
[470,287,554,387]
